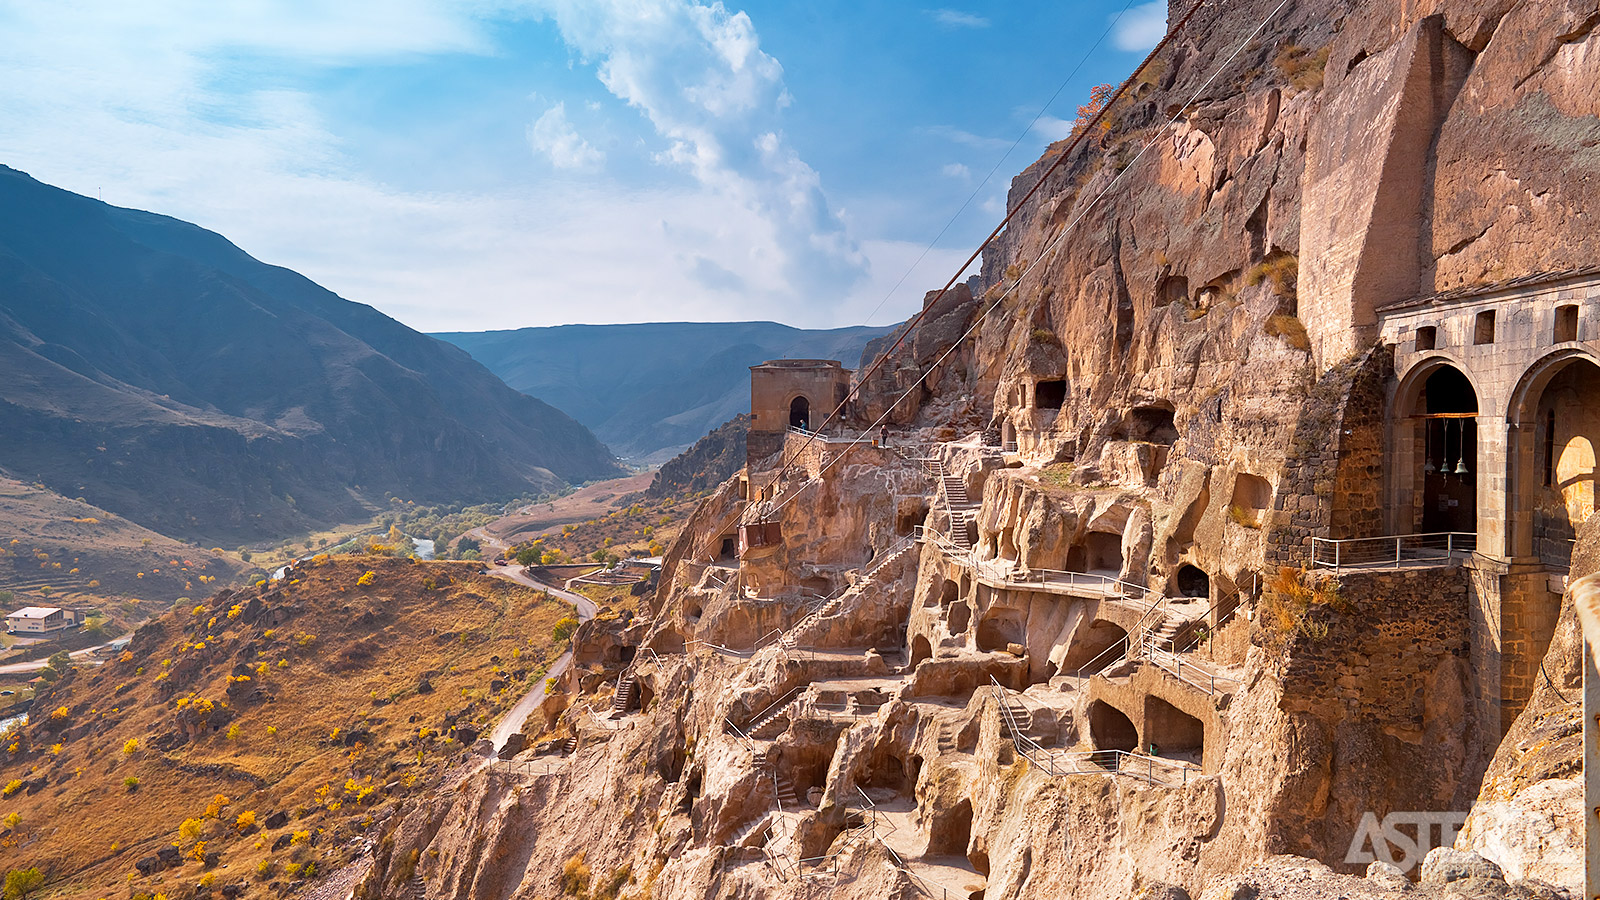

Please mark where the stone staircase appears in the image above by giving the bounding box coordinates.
[410,873,426,900]
[997,696,1032,738]
[610,675,637,716]
[777,536,916,651]
[562,735,578,754]
[754,749,800,807]
[935,721,957,753]
[929,458,978,551]
[731,810,775,848]
[748,694,806,740]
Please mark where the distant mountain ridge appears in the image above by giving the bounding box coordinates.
[0,165,622,543]
[435,321,895,462]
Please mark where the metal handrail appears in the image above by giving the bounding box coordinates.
[486,758,565,778]
[987,676,1200,787]
[1310,532,1476,570]
[739,685,808,733]
[684,628,782,659]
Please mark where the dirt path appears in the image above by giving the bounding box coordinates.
[0,639,124,674]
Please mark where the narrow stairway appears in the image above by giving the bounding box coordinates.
[610,675,636,715]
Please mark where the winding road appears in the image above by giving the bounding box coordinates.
[476,542,598,754]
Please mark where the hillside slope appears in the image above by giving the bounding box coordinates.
[435,322,892,462]
[0,166,622,544]
[0,557,571,898]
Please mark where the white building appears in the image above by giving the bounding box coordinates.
[5,607,79,635]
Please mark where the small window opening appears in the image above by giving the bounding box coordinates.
[1555,305,1579,343]
[1035,380,1067,410]
[1473,310,1496,345]
[1544,408,1557,488]
[1415,326,1436,351]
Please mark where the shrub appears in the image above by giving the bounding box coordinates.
[226,724,240,741]
[1029,327,1059,345]
[2,813,18,831]
[560,852,591,896]
[1259,566,1349,649]
[256,859,276,879]
[2,867,43,900]
[179,818,202,841]
[356,570,376,587]
[1,781,20,797]
[1264,315,1311,351]
[123,776,139,792]
[235,811,256,832]
[1245,254,1298,296]
[204,794,230,819]
[121,738,140,755]
[188,840,208,863]
[551,617,579,644]
[1274,43,1330,91]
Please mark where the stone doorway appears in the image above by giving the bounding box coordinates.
[789,395,810,430]
[1412,365,1478,534]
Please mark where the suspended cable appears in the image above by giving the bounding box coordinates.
[759,0,1295,524]
[763,0,1220,509]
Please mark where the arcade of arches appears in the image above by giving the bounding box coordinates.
[1377,277,1599,726]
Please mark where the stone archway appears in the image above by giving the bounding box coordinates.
[1392,359,1481,536]
[789,395,811,430]
[1508,351,1600,568]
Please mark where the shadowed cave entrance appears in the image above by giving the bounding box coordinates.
[1088,700,1137,753]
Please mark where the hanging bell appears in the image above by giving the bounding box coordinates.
[1455,456,1469,476]
[1424,458,1436,474]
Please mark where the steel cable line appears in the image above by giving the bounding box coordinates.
[759,0,1295,524]
[760,0,1219,513]
[757,0,1146,370]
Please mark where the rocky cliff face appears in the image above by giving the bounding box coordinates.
[352,2,1594,898]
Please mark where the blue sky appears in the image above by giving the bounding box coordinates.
[0,1,1165,332]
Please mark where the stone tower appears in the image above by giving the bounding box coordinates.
[747,359,851,467]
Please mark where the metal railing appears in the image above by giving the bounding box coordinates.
[1141,640,1228,695]
[1310,532,1476,570]
[487,758,565,779]
[988,677,1201,787]
[685,628,782,659]
[729,685,808,737]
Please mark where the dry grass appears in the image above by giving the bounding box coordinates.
[0,557,571,899]
[1265,315,1312,351]
[1245,254,1299,298]
[1274,44,1330,92]
[1259,566,1349,649]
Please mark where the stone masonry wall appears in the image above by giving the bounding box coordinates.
[1267,564,1489,867]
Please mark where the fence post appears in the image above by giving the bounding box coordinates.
[1334,540,1340,570]
[1396,537,1402,568]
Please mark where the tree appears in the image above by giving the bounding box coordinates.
[513,547,540,567]
[3,868,43,900]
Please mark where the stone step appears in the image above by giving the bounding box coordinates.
[411,874,426,900]
[610,676,636,715]
[731,811,774,848]
[562,735,578,754]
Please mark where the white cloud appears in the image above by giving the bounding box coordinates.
[0,0,881,331]
[523,0,868,307]
[940,162,970,179]
[1112,1,1167,52]
[1031,115,1075,142]
[528,102,604,170]
[926,9,990,29]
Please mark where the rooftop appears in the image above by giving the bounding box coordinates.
[7,607,62,619]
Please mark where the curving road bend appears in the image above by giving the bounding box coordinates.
[481,559,597,754]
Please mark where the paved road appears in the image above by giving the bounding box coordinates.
[0,639,124,675]
[480,562,597,754]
